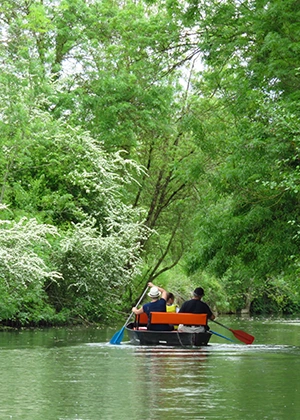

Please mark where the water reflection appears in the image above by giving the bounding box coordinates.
[123,341,300,419]
[129,346,212,418]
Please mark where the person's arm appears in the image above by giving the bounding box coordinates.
[148,281,168,300]
[207,304,215,320]
[132,306,144,315]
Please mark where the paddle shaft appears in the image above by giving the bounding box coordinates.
[124,285,149,326]
[210,330,235,342]
[109,285,149,344]
[212,319,231,331]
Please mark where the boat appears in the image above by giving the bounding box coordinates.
[125,311,212,346]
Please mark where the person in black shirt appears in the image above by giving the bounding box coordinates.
[178,287,215,332]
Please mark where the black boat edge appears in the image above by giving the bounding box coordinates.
[125,322,212,347]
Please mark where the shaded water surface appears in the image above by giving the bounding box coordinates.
[0,317,299,419]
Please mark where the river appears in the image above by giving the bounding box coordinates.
[0,316,299,419]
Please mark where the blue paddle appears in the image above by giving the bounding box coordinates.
[210,329,235,342]
[109,286,148,345]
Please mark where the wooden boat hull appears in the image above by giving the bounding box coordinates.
[125,323,212,346]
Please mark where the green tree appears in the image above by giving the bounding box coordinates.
[179,0,300,312]
[0,0,209,292]
[0,80,148,323]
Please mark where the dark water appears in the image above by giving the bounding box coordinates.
[0,316,299,419]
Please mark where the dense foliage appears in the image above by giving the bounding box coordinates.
[180,0,300,313]
[0,0,299,325]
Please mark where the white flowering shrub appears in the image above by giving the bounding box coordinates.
[0,210,63,324]
[50,216,148,321]
[0,106,150,324]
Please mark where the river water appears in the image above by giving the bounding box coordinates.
[0,316,299,419]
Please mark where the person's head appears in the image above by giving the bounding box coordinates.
[166,292,175,305]
[193,287,204,299]
[148,286,161,300]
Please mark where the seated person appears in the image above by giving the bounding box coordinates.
[178,287,215,332]
[132,282,173,331]
[166,292,179,313]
